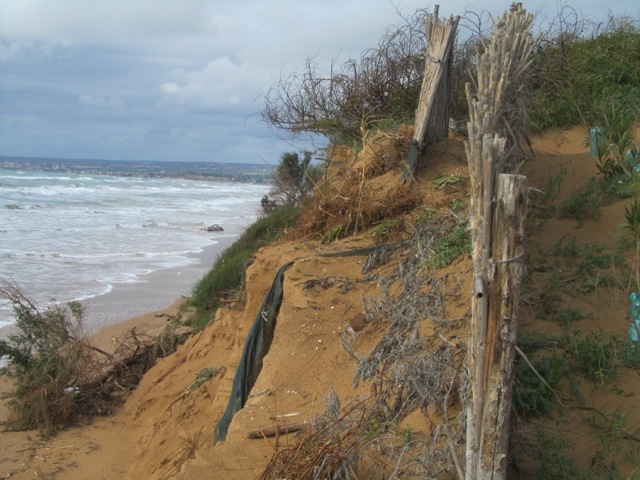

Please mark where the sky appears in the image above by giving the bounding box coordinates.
[0,1,636,164]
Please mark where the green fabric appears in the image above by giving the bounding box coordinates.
[213,243,400,443]
[214,261,293,443]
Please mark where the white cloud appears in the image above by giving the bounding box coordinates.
[160,82,181,94]
[159,56,261,112]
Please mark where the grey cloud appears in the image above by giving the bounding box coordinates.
[0,0,634,164]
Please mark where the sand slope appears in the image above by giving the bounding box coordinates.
[2,127,639,479]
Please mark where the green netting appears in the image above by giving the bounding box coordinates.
[214,261,293,443]
[213,244,399,443]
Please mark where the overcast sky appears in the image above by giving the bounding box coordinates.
[0,1,636,164]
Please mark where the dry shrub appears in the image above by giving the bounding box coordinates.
[259,392,375,480]
[291,128,421,241]
[351,126,414,179]
[79,328,159,416]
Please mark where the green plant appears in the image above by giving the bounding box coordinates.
[371,219,403,245]
[555,308,587,327]
[560,177,603,227]
[399,426,414,443]
[186,366,225,393]
[536,274,563,319]
[432,173,464,190]
[561,329,623,385]
[528,166,566,220]
[527,427,586,479]
[588,409,640,478]
[530,17,640,131]
[428,222,471,269]
[518,332,560,354]
[513,355,568,418]
[154,315,189,358]
[618,198,640,289]
[362,418,383,441]
[622,341,640,367]
[551,235,582,257]
[587,84,640,201]
[321,224,344,244]
[450,198,467,213]
[268,150,317,207]
[0,285,88,434]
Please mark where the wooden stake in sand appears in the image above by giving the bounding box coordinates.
[403,5,460,181]
[464,4,532,479]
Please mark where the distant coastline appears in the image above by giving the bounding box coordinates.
[0,156,275,184]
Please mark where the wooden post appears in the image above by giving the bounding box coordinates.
[464,5,533,477]
[403,6,460,181]
[465,131,503,480]
[480,174,527,478]
[465,167,527,480]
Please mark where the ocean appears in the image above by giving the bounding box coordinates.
[0,167,271,332]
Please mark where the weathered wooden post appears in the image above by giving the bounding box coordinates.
[403,6,460,181]
[482,174,527,478]
[463,4,533,478]
[464,128,528,480]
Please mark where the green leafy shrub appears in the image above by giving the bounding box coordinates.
[591,87,640,198]
[531,17,640,131]
[0,285,88,434]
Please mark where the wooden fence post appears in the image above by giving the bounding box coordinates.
[465,169,527,480]
[403,6,459,181]
[480,173,527,478]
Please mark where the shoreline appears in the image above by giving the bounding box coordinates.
[80,234,238,334]
[0,228,244,341]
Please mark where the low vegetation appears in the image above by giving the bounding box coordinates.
[187,204,300,331]
[0,283,165,435]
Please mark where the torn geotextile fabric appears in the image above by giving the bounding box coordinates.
[212,243,402,443]
[214,261,293,443]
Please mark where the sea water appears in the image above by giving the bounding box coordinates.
[0,168,270,330]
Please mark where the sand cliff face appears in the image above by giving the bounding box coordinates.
[4,127,640,479]
[117,131,466,478]
[122,128,640,479]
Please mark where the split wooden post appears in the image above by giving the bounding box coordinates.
[482,174,527,478]
[466,168,527,480]
[403,6,460,181]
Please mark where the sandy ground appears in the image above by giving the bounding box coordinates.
[1,127,639,479]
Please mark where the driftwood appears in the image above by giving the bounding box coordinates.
[247,422,308,439]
